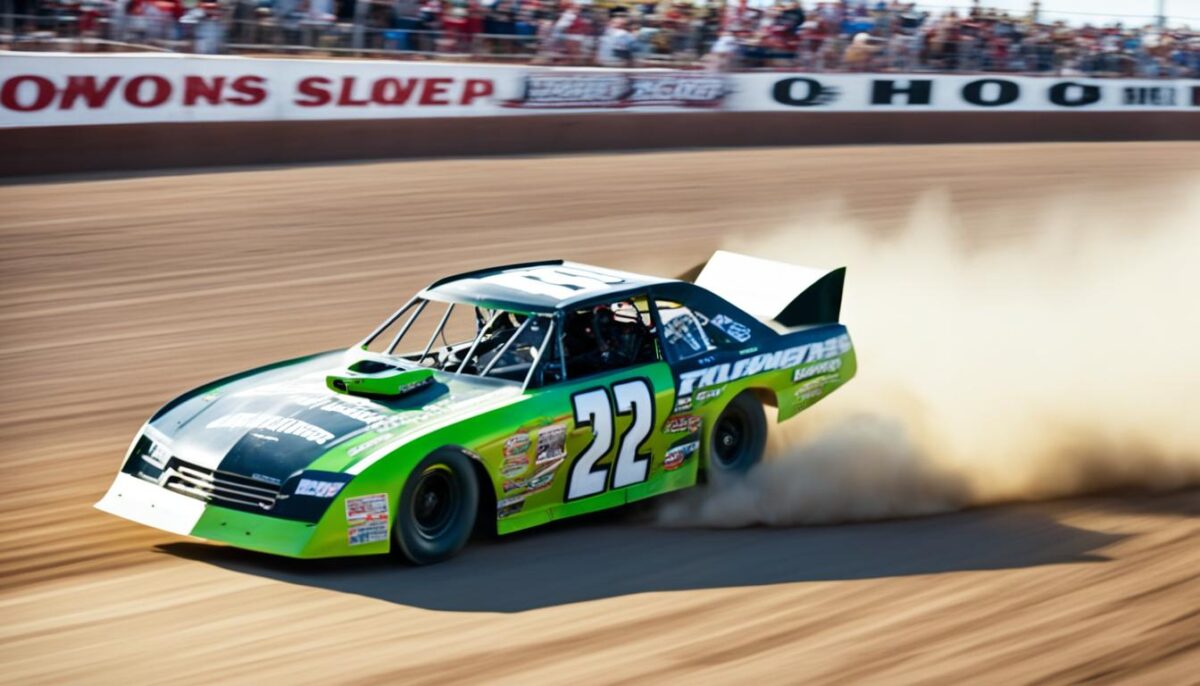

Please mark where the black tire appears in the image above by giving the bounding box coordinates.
[393,448,479,565]
[707,391,767,477]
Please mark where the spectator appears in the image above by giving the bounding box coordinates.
[841,30,877,70]
[596,15,633,66]
[705,29,738,70]
[3,0,1197,78]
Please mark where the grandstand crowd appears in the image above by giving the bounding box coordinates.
[4,0,1199,76]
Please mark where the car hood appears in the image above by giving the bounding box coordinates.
[146,350,521,484]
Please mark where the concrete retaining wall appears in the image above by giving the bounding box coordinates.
[2,111,1196,177]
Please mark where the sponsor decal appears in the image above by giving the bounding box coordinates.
[663,414,702,434]
[394,375,434,396]
[295,478,345,497]
[504,432,531,457]
[709,314,753,343]
[349,521,388,546]
[525,460,561,490]
[795,387,826,403]
[792,358,842,383]
[346,493,389,518]
[501,454,530,478]
[346,493,389,546]
[239,387,461,440]
[695,388,724,405]
[796,374,837,392]
[293,395,390,425]
[664,313,708,354]
[524,480,554,497]
[366,397,457,432]
[347,432,396,457]
[498,493,526,509]
[673,396,693,413]
[678,333,852,396]
[497,502,523,519]
[253,473,282,485]
[502,458,562,495]
[664,440,699,471]
[505,72,725,109]
[535,423,567,463]
[793,378,830,403]
[206,412,335,445]
[143,440,171,468]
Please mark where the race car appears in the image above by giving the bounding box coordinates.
[97,251,856,564]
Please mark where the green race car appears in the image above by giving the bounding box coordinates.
[97,251,856,564]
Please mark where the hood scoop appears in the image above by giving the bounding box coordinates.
[326,361,435,399]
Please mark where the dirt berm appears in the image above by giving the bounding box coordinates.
[2,111,1197,176]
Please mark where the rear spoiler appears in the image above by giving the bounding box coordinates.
[685,251,845,328]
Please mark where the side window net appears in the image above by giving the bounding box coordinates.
[656,300,754,359]
[658,302,715,360]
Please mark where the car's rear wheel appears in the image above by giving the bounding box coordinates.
[393,448,479,565]
[707,391,767,477]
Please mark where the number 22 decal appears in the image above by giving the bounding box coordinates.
[566,378,654,501]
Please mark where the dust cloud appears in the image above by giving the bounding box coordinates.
[660,178,1200,527]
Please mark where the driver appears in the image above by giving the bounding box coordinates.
[591,304,647,367]
[562,303,650,376]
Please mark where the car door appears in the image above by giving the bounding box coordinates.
[491,357,678,534]
[546,358,679,521]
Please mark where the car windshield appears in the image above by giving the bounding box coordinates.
[361,298,555,385]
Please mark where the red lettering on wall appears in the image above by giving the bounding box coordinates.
[419,78,452,106]
[295,77,332,106]
[461,79,493,105]
[60,76,121,109]
[371,78,419,106]
[337,77,369,106]
[184,76,226,106]
[1,75,56,112]
[124,75,172,108]
[228,76,267,106]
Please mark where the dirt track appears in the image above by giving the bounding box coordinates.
[1,143,1199,684]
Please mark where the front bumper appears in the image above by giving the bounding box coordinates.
[96,473,389,558]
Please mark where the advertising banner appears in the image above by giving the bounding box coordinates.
[736,72,1199,113]
[1,52,1195,128]
[502,71,727,109]
[0,54,522,127]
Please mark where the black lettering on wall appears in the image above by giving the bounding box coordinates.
[870,79,933,105]
[961,79,1020,107]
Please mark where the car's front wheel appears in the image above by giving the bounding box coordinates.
[707,390,768,477]
[393,448,479,565]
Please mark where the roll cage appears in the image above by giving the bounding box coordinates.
[358,278,774,392]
